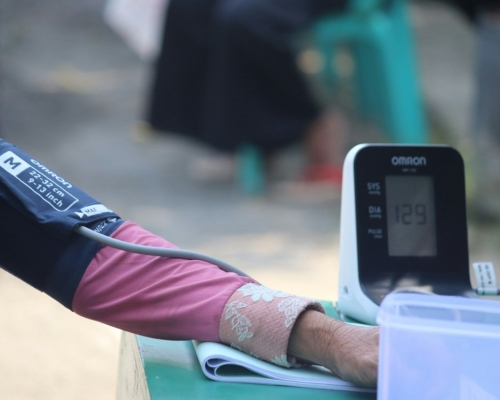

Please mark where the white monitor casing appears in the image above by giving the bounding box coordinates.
[338,144,379,325]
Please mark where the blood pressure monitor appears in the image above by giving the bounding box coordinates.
[337,144,472,324]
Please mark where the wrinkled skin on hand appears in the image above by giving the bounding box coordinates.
[324,323,379,387]
[288,310,379,388]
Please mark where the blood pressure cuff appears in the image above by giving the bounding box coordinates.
[0,139,124,309]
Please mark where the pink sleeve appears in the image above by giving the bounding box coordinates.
[72,221,256,342]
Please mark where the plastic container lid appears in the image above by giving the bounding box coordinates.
[377,293,500,338]
[377,294,500,399]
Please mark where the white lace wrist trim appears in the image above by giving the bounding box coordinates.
[219,283,325,368]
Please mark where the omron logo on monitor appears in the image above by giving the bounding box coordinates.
[337,144,471,325]
[391,156,426,166]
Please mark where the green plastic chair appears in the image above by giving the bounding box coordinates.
[236,144,266,195]
[313,0,428,144]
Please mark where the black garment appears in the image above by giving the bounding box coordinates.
[146,0,347,153]
[445,0,500,21]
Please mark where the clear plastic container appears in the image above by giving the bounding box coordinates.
[377,293,500,400]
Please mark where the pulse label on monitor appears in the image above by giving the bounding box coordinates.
[368,228,383,239]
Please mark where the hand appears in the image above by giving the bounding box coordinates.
[323,321,379,387]
[287,310,379,387]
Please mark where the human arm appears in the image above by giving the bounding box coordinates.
[0,138,378,386]
[73,222,378,386]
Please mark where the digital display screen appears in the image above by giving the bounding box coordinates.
[385,176,437,257]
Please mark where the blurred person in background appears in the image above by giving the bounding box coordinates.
[447,0,500,142]
[143,0,367,186]
[143,0,500,197]
[446,0,500,220]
